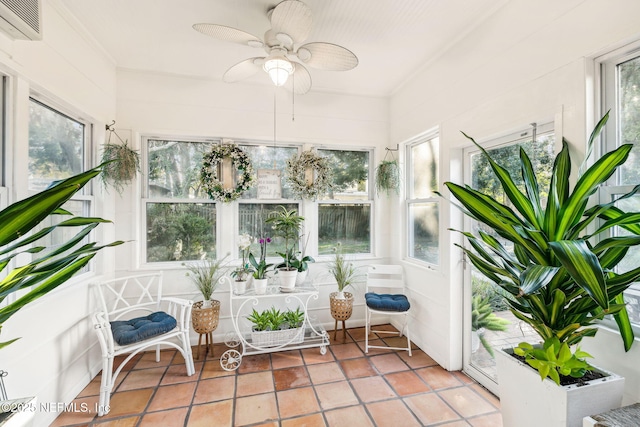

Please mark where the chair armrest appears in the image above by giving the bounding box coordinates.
[93,312,115,354]
[160,297,193,330]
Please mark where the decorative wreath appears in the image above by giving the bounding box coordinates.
[201,143,254,203]
[286,150,333,200]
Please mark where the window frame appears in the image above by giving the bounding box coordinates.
[596,40,640,335]
[141,135,219,266]
[235,142,302,263]
[405,130,440,267]
[28,96,92,193]
[315,146,374,257]
[27,94,95,274]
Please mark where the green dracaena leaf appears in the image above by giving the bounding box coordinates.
[549,240,608,309]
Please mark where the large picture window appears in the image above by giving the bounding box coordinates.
[29,98,86,192]
[28,97,92,267]
[144,138,216,262]
[406,135,439,265]
[317,149,371,255]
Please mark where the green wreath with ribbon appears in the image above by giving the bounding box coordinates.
[286,150,333,200]
[201,143,254,203]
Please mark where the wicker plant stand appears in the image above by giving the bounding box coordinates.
[191,300,220,359]
[330,292,353,342]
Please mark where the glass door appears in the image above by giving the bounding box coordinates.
[462,124,555,393]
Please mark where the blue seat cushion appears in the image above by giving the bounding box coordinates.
[365,293,410,312]
[110,311,177,346]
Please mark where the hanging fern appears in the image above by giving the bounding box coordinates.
[375,159,400,196]
[100,141,141,195]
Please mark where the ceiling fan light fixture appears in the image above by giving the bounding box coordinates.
[263,56,294,86]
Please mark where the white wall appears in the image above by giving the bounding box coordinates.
[389,0,640,402]
[0,1,118,426]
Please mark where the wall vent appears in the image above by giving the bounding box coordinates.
[0,0,42,40]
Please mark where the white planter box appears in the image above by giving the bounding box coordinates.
[496,348,624,427]
[250,327,304,348]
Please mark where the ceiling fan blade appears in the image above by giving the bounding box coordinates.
[288,63,312,94]
[297,42,358,71]
[270,0,312,44]
[193,24,264,47]
[223,57,263,83]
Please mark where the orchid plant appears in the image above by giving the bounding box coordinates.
[249,237,273,279]
[232,233,254,281]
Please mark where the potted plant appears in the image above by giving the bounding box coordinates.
[471,295,509,356]
[249,236,273,295]
[327,243,358,340]
[232,233,253,294]
[283,233,315,286]
[100,139,141,195]
[266,206,304,290]
[183,256,228,359]
[375,156,400,196]
[0,165,123,423]
[444,112,640,426]
[246,307,305,347]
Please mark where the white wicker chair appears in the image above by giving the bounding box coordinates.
[92,273,194,416]
[364,265,412,355]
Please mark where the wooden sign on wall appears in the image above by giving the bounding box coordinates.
[257,169,282,199]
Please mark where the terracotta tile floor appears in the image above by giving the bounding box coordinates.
[51,325,502,426]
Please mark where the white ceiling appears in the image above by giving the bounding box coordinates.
[59,0,507,97]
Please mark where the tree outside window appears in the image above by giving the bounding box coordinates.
[317,149,371,255]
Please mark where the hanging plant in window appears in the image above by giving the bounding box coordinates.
[100,122,141,195]
[201,142,254,203]
[286,150,333,200]
[375,149,400,196]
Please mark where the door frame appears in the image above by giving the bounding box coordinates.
[461,121,557,395]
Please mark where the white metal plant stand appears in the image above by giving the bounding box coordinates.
[219,277,329,371]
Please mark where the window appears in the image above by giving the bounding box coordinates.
[237,144,300,257]
[239,203,298,258]
[28,97,92,266]
[144,138,216,262]
[317,149,371,255]
[599,43,640,331]
[29,98,86,191]
[406,134,439,265]
[239,144,298,199]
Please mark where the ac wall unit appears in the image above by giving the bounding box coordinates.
[0,0,42,40]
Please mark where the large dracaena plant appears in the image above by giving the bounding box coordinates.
[0,166,123,349]
[444,112,640,383]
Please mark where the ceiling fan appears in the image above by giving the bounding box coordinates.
[193,0,358,94]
